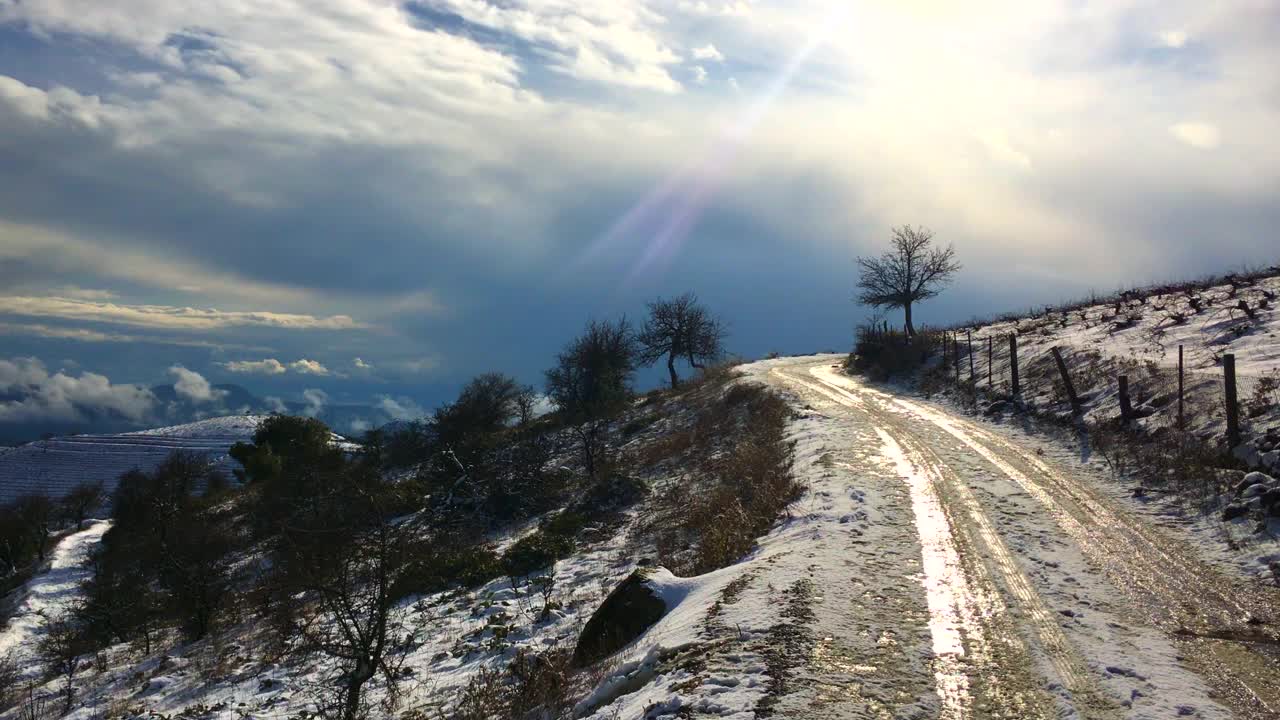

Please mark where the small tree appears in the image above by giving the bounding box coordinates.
[38,610,90,715]
[61,482,104,530]
[855,225,960,337]
[637,293,727,389]
[288,482,417,720]
[545,319,637,478]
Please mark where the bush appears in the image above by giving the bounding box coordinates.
[502,530,575,580]
[847,322,941,381]
[391,545,503,601]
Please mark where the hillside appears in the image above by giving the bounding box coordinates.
[0,416,356,505]
[944,270,1280,474]
[2,355,1278,720]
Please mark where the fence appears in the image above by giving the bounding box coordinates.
[941,333,1257,449]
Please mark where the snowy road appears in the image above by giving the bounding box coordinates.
[755,356,1280,720]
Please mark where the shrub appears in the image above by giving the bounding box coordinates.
[502,530,575,580]
[391,545,503,601]
[847,322,941,381]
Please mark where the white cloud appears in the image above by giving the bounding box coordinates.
[0,357,155,424]
[349,418,371,434]
[288,359,330,376]
[396,358,440,375]
[376,395,425,421]
[1169,122,1221,149]
[692,66,708,84]
[353,357,372,370]
[264,395,288,413]
[1159,30,1189,48]
[168,365,227,404]
[692,44,724,62]
[222,358,288,375]
[301,389,328,418]
[0,296,365,331]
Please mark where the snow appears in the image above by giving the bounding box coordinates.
[0,415,359,505]
[0,520,109,678]
[2,354,1272,719]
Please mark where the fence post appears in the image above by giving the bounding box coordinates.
[967,331,975,384]
[1177,345,1184,431]
[1224,353,1240,447]
[1009,334,1020,396]
[954,337,961,383]
[1051,346,1081,413]
[1118,374,1132,424]
[987,336,993,388]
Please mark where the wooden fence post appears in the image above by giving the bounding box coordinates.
[1224,353,1240,447]
[1118,374,1132,424]
[954,336,961,383]
[1177,345,1185,431]
[1051,346,1081,413]
[1009,334,1020,396]
[967,331,975,383]
[987,336,993,389]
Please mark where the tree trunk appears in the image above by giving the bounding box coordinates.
[343,668,371,720]
[903,302,916,337]
[666,351,679,389]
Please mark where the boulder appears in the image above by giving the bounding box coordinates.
[572,568,669,667]
[1263,488,1280,510]
[1241,484,1271,500]
[1222,504,1250,521]
[1243,471,1275,487]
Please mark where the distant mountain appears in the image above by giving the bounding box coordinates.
[0,382,418,445]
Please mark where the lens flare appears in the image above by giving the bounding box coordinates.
[571,8,842,289]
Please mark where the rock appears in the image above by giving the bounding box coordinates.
[1243,471,1275,487]
[1260,488,1280,509]
[1241,484,1271,499]
[983,401,1007,416]
[1222,504,1250,521]
[572,568,669,667]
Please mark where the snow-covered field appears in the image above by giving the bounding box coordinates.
[951,272,1280,473]
[0,415,358,505]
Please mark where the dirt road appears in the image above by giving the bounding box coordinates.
[757,355,1280,719]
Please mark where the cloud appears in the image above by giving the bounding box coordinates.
[222,358,288,375]
[0,357,156,424]
[288,359,330,376]
[168,365,227,404]
[692,66,708,84]
[692,44,724,61]
[353,357,373,370]
[0,296,365,331]
[264,395,288,413]
[375,395,425,421]
[220,358,332,376]
[348,418,371,434]
[395,358,441,375]
[301,388,328,418]
[1159,30,1189,48]
[1169,122,1221,149]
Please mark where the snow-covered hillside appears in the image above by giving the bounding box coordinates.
[0,416,267,505]
[953,271,1280,471]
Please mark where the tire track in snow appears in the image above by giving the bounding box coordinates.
[791,366,1121,718]
[877,394,1280,719]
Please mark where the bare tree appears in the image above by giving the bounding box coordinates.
[37,610,89,715]
[545,318,637,478]
[60,482,104,531]
[289,486,417,720]
[637,293,727,389]
[855,225,960,336]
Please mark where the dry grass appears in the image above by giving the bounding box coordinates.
[640,383,801,575]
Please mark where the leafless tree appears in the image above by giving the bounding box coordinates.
[545,318,637,478]
[290,488,418,720]
[855,225,960,336]
[60,482,104,531]
[37,610,89,715]
[637,293,727,389]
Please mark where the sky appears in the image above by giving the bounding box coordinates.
[1,0,1278,434]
